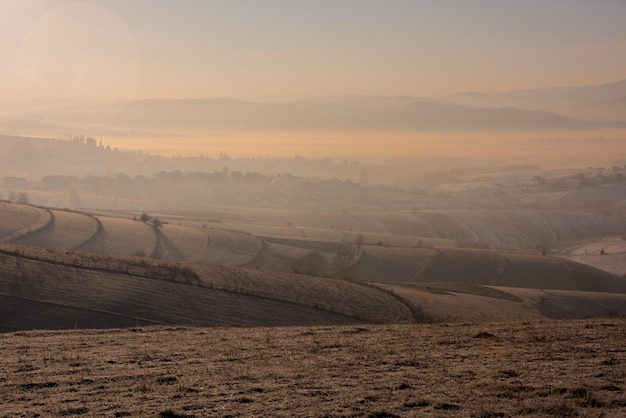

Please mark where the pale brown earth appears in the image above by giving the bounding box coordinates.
[0,319,624,417]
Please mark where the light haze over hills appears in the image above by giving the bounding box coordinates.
[1,79,625,139]
[444,79,626,122]
[1,1,624,161]
[2,7,626,401]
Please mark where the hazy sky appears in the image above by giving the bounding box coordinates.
[1,0,625,102]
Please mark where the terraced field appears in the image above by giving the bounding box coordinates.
[0,202,51,242]
[77,216,156,256]
[8,210,98,249]
[1,201,626,331]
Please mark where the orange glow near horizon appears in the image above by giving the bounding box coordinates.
[97,129,626,169]
[1,1,625,172]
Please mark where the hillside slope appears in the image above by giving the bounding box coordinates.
[342,245,626,293]
[0,244,413,332]
[379,282,626,322]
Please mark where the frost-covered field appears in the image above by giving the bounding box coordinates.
[78,216,156,256]
[1,319,624,417]
[564,236,626,277]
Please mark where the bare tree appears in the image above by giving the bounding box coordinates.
[355,234,364,249]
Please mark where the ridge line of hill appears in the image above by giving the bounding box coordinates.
[0,244,413,324]
[0,244,199,284]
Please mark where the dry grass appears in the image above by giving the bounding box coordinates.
[0,202,41,239]
[0,243,413,329]
[160,224,261,265]
[0,319,624,417]
[383,283,626,323]
[0,202,51,242]
[9,209,98,249]
[78,216,156,256]
[2,243,625,331]
[348,245,626,293]
[2,202,626,294]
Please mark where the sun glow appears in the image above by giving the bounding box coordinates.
[15,2,140,102]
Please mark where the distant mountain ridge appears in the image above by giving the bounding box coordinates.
[444,78,626,122]
[448,79,626,102]
[1,79,625,135]
[24,96,622,134]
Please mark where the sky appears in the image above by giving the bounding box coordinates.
[1,0,625,102]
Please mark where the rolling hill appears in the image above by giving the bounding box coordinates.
[4,95,618,136]
[1,200,626,331]
[445,78,626,122]
[91,97,615,131]
[0,243,415,332]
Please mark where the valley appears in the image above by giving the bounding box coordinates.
[1,152,625,330]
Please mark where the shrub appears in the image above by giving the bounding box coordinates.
[293,251,327,276]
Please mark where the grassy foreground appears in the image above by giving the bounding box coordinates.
[1,319,625,417]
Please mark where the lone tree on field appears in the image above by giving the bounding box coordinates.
[151,217,163,230]
[139,212,163,230]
